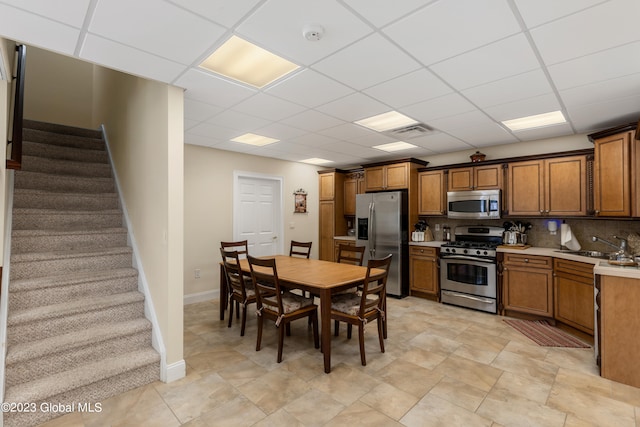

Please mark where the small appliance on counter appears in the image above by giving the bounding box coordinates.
[501,221,531,247]
[411,220,433,242]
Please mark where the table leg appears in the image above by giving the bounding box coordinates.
[319,288,332,373]
[219,264,227,320]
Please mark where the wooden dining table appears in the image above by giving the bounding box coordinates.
[219,255,386,373]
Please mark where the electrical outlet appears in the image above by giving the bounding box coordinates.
[194,268,201,279]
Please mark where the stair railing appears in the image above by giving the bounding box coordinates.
[6,44,26,171]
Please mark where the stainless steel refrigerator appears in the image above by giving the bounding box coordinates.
[356,191,409,297]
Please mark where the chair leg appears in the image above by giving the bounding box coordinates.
[277,324,285,363]
[227,298,234,328]
[240,305,247,336]
[358,323,366,366]
[235,301,240,319]
[286,323,291,336]
[377,317,385,354]
[312,312,319,349]
[256,316,263,351]
[347,324,353,339]
[334,320,340,336]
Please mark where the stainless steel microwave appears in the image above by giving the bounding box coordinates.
[447,190,501,219]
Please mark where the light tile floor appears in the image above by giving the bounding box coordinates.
[42,297,640,427]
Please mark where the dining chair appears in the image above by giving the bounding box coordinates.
[221,240,249,258]
[248,255,320,363]
[331,254,392,366]
[334,244,366,296]
[220,248,256,336]
[289,240,312,258]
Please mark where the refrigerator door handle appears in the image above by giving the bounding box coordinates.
[369,201,375,258]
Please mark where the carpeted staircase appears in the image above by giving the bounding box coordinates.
[3,120,160,427]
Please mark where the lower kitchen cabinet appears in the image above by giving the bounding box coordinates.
[409,246,439,300]
[553,258,594,335]
[502,254,553,318]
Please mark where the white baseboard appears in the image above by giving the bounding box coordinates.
[163,359,186,383]
[184,290,218,305]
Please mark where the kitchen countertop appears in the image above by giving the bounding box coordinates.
[408,241,640,279]
[334,235,356,241]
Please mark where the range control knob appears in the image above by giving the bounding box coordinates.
[463,249,468,254]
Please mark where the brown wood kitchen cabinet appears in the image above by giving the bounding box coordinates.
[365,162,410,191]
[506,155,587,216]
[590,124,640,217]
[409,246,439,300]
[553,258,594,335]
[343,170,364,216]
[418,170,446,216]
[502,253,553,318]
[318,170,347,261]
[448,164,503,191]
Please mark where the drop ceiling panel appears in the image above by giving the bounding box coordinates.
[312,33,421,91]
[430,34,541,90]
[401,93,476,124]
[188,122,241,141]
[384,0,521,66]
[568,94,640,132]
[315,92,388,122]
[90,0,226,65]
[484,93,562,123]
[289,133,343,148]
[184,98,225,122]
[280,110,345,133]
[205,110,270,132]
[81,34,186,83]
[0,4,80,54]
[318,123,379,140]
[266,69,354,108]
[231,93,306,122]
[168,0,263,28]
[0,0,92,27]
[462,69,553,108]
[175,69,256,107]
[342,0,432,27]
[363,69,453,108]
[236,0,373,66]
[514,0,605,28]
[410,133,474,153]
[530,0,640,66]
[254,122,308,140]
[561,73,640,108]
[510,123,574,141]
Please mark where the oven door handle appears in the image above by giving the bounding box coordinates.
[440,255,495,264]
[442,291,495,305]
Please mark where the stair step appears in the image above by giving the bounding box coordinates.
[11,227,128,253]
[5,318,152,387]
[15,170,114,193]
[14,189,119,211]
[9,267,138,311]
[23,128,105,151]
[20,155,112,177]
[10,246,132,280]
[22,141,109,164]
[7,291,145,345]
[4,348,159,427]
[11,208,122,231]
[23,119,103,139]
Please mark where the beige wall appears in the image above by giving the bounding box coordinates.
[23,46,94,128]
[91,66,184,367]
[183,144,321,298]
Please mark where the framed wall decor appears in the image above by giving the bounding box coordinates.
[293,189,307,213]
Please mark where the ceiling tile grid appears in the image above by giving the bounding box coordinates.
[0,0,638,168]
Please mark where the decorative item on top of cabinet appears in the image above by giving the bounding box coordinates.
[502,253,553,319]
[589,122,640,217]
[505,155,589,217]
[418,170,446,215]
[343,170,364,216]
[409,246,439,301]
[318,170,348,261]
[553,258,594,336]
[448,163,503,191]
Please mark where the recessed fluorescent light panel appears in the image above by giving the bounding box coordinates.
[355,111,419,132]
[373,141,417,152]
[200,35,300,88]
[301,158,333,165]
[502,111,566,131]
[231,133,279,146]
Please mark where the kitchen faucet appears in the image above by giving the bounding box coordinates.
[591,235,628,253]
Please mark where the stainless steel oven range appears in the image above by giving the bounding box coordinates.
[439,225,503,314]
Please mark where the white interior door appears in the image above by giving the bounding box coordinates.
[234,172,283,257]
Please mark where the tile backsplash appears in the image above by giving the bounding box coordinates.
[420,218,640,254]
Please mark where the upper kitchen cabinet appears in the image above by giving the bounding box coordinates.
[318,170,347,261]
[343,170,365,216]
[589,123,640,217]
[418,170,446,216]
[506,154,589,217]
[363,159,427,191]
[448,164,503,192]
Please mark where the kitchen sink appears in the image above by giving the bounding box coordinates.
[554,250,610,259]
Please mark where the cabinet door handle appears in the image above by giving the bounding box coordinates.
[524,258,529,263]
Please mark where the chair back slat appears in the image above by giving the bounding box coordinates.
[337,244,365,266]
[221,240,249,258]
[248,256,283,314]
[289,240,312,258]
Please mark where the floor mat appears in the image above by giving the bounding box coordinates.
[503,319,591,348]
